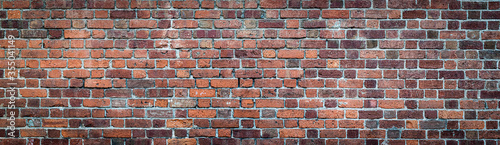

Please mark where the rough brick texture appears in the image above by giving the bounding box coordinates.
[1,0,500,144]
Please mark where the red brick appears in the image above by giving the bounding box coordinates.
[23,10,50,19]
[84,79,112,88]
[234,109,260,118]
[211,79,238,88]
[195,10,221,19]
[103,129,131,138]
[64,30,90,39]
[260,0,287,8]
[281,10,308,18]
[45,20,71,28]
[172,20,198,29]
[66,10,93,18]
[129,20,157,28]
[168,139,196,145]
[172,0,200,9]
[323,10,349,19]
[279,129,305,138]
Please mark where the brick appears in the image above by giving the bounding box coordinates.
[168,139,196,145]
[129,20,157,28]
[66,10,93,19]
[302,59,327,68]
[23,10,50,19]
[235,70,262,78]
[483,11,500,19]
[380,20,405,29]
[64,30,90,39]
[45,20,71,28]
[237,30,263,39]
[481,91,500,99]
[359,30,385,39]
[8,1,500,141]
[323,10,349,19]
[403,10,426,19]
[279,129,305,138]
[340,40,365,49]
[401,30,426,39]
[103,129,131,138]
[462,21,487,30]
[172,0,200,9]
[441,11,467,20]
[87,0,114,8]
[260,0,287,8]
[338,120,364,128]
[84,79,112,88]
[233,130,260,138]
[259,20,285,28]
[195,10,220,19]
[279,30,306,38]
[421,20,446,29]
[281,10,307,18]
[21,30,46,38]
[419,60,443,69]
[215,20,242,28]
[482,31,500,40]
[110,10,136,19]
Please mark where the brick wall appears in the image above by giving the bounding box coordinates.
[1,0,500,144]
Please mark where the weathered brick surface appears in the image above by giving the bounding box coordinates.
[2,0,500,143]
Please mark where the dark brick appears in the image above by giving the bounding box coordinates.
[302,20,326,28]
[441,131,465,139]
[380,120,404,128]
[21,30,47,38]
[462,2,487,9]
[318,70,343,78]
[387,130,400,138]
[327,40,339,48]
[303,0,329,8]
[235,50,261,58]
[345,0,371,8]
[398,110,423,119]
[479,51,500,59]
[359,90,383,98]
[403,10,426,19]
[213,139,240,145]
[244,10,262,19]
[146,130,172,137]
[340,40,365,49]
[439,90,465,99]
[442,11,467,20]
[480,91,500,99]
[83,119,110,127]
[401,130,425,139]
[379,60,404,69]
[419,41,444,49]
[128,80,155,88]
[318,89,343,98]
[359,30,385,39]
